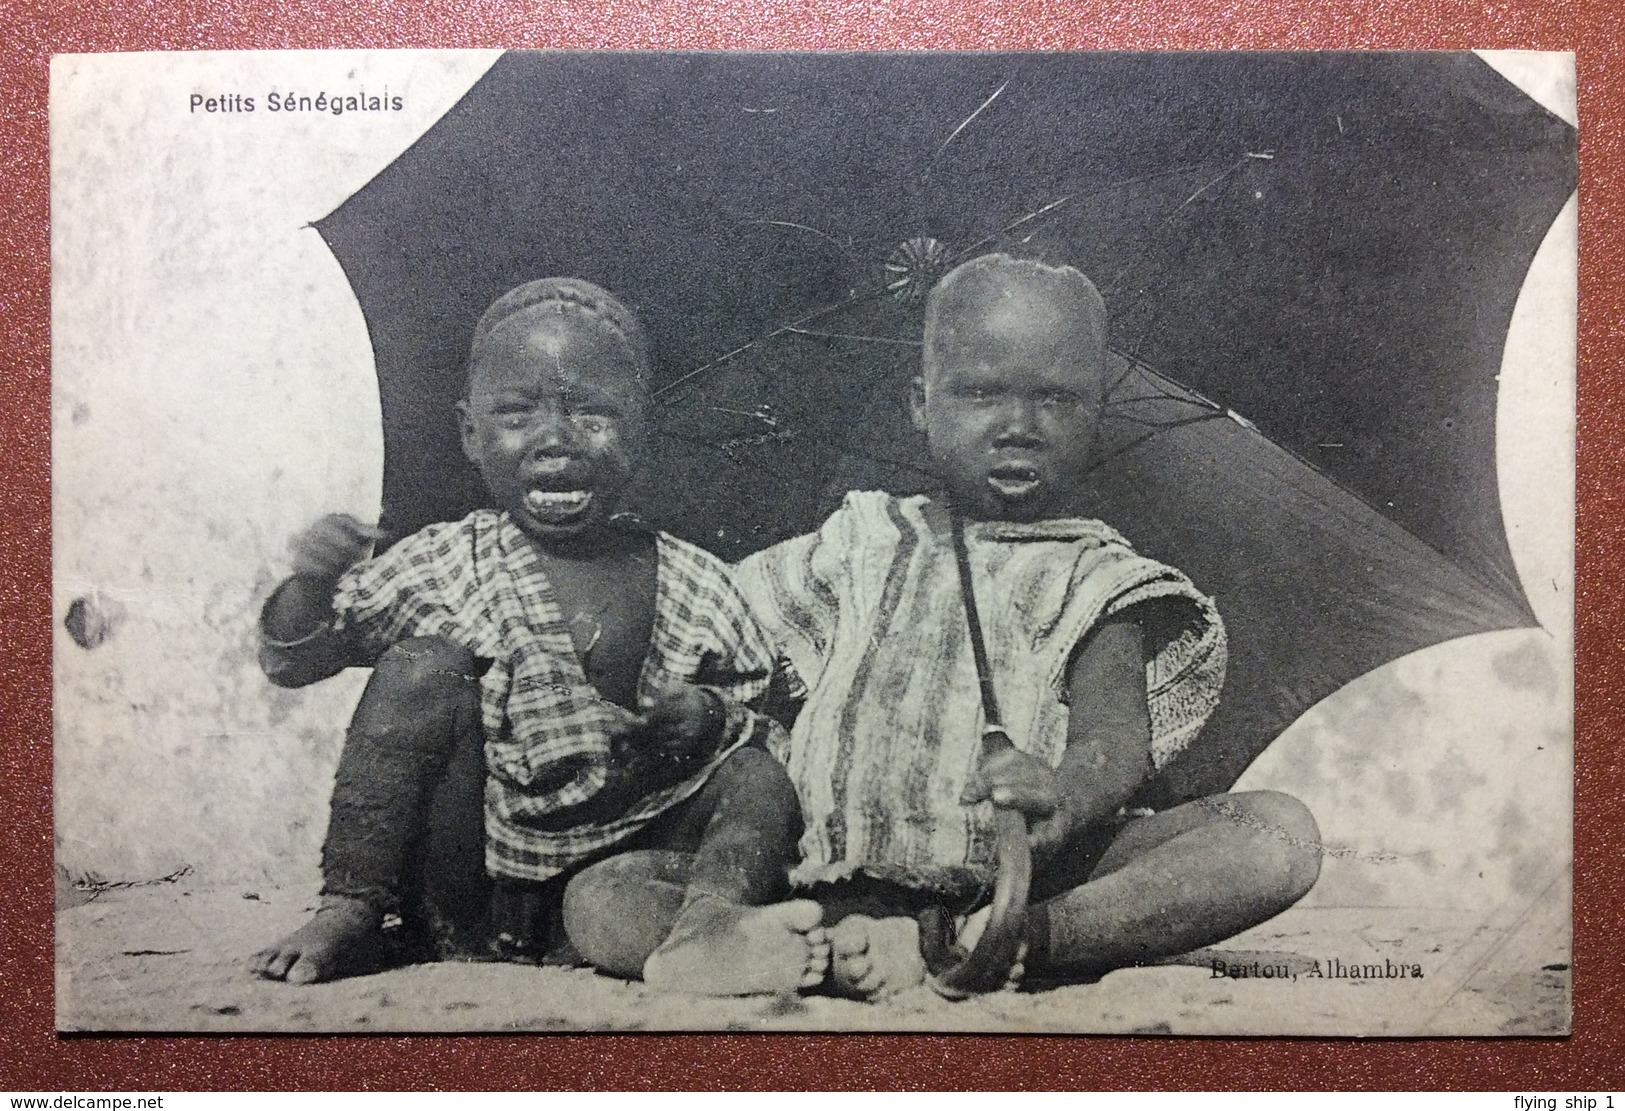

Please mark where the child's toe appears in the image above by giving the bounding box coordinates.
[837,951,874,984]
[254,947,296,981]
[829,915,872,958]
[780,899,823,932]
[285,955,326,985]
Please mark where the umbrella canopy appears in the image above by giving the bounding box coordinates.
[315,51,1576,803]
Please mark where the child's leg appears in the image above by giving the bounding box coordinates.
[413,659,496,956]
[560,850,691,977]
[252,636,484,983]
[672,744,802,906]
[1019,790,1321,979]
[564,746,830,995]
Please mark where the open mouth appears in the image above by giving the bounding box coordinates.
[986,463,1041,500]
[525,488,594,524]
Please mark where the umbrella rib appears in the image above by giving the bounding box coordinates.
[1102,410,1216,430]
[1084,412,1231,475]
[1115,352,1227,408]
[1106,356,1138,399]
[950,196,1074,262]
[653,286,894,403]
[934,79,1010,159]
[740,219,862,265]
[653,424,933,483]
[1107,154,1257,294]
[658,343,936,480]
[1104,396,1220,412]
[707,404,779,427]
[950,161,1246,265]
[783,326,923,347]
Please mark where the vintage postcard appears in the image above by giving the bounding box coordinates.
[51,49,1576,1034]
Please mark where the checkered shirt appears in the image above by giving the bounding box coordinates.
[328,510,784,881]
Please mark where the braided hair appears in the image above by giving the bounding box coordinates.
[467,277,651,393]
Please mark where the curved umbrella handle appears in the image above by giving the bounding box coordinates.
[926,804,1032,1000]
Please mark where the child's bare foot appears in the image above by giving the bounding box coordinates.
[250,896,383,984]
[642,894,829,996]
[827,914,927,999]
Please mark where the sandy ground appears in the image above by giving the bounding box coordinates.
[55,878,1569,1035]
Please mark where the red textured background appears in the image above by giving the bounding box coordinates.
[5,0,1619,1091]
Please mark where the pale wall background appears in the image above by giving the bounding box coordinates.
[52,51,1575,920]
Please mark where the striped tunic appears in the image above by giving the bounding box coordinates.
[735,492,1226,896]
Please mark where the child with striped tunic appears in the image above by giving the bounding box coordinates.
[570,255,1322,998]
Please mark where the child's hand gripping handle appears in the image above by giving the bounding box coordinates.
[927,725,1034,1000]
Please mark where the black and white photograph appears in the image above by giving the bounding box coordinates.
[51,48,1576,1034]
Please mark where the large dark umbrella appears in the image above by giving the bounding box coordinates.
[315,50,1576,807]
